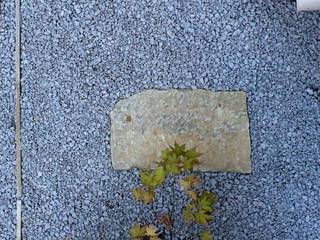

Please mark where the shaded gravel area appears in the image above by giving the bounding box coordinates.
[0,0,16,239]
[20,0,320,239]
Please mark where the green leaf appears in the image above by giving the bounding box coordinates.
[129,224,145,239]
[182,203,196,223]
[165,161,181,175]
[198,191,218,212]
[180,146,201,170]
[180,176,202,191]
[198,197,213,212]
[159,144,201,173]
[140,167,166,188]
[132,187,144,202]
[195,210,214,225]
[153,166,166,185]
[140,170,154,188]
[161,148,171,161]
[167,153,177,162]
[142,189,155,204]
[132,187,155,204]
[183,157,200,171]
[185,147,201,159]
[203,191,218,204]
[145,224,160,237]
[160,152,181,175]
[170,142,186,156]
[200,230,213,240]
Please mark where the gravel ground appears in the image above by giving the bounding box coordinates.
[0,0,17,239]
[18,0,320,239]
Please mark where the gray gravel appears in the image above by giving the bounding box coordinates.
[0,0,16,239]
[2,0,318,239]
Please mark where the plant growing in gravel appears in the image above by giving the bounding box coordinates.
[130,142,218,240]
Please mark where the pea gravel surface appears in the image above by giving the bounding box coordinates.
[0,0,17,239]
[19,0,320,239]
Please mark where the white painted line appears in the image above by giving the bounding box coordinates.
[15,0,22,239]
[16,200,22,240]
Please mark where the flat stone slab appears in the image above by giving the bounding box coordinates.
[111,90,251,173]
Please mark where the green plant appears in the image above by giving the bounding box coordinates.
[129,224,162,240]
[130,142,218,240]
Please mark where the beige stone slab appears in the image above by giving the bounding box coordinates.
[111,89,251,173]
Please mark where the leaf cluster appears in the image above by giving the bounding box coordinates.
[159,142,201,174]
[180,175,217,239]
[182,191,218,225]
[131,142,218,240]
[133,142,201,204]
[132,167,166,204]
[129,224,162,240]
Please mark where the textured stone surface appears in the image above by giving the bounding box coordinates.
[111,90,251,173]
